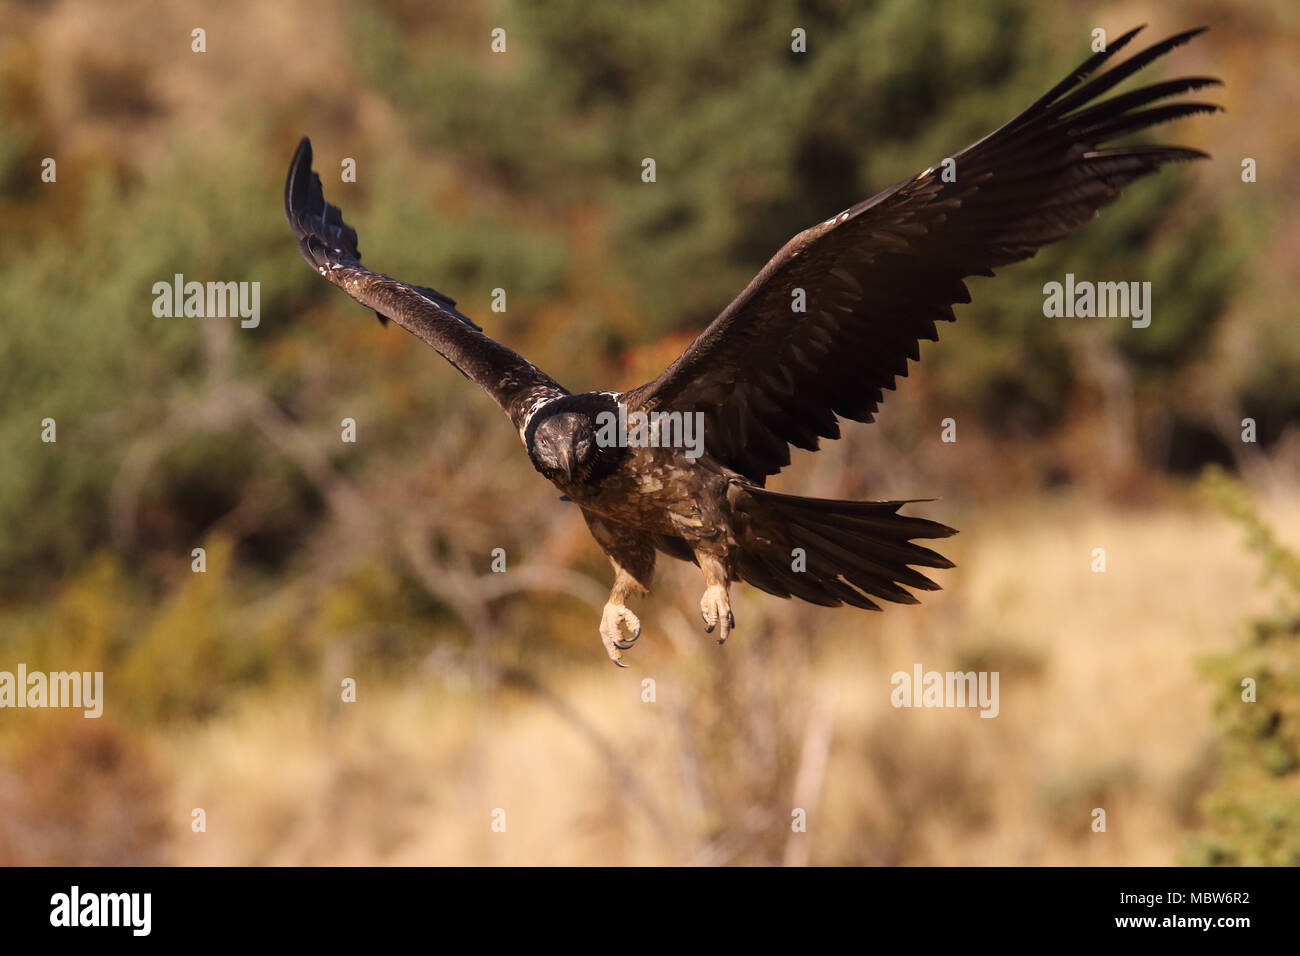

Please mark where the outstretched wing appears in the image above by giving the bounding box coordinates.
[623,26,1220,483]
[284,137,567,434]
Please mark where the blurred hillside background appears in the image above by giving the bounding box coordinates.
[0,0,1297,865]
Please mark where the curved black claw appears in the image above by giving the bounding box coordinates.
[727,610,735,629]
[613,657,629,668]
[613,621,641,650]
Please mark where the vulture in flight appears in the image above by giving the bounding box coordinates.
[285,26,1218,664]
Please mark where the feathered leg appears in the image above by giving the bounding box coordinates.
[582,511,655,666]
[695,550,734,644]
[600,564,646,667]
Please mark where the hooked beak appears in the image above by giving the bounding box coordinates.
[558,440,580,480]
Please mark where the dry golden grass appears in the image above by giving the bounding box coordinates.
[153,491,1298,865]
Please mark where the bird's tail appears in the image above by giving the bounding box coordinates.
[734,487,955,610]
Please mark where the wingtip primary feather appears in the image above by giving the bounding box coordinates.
[1017,23,1146,119]
[284,136,314,231]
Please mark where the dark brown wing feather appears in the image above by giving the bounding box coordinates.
[623,26,1220,483]
[284,138,566,432]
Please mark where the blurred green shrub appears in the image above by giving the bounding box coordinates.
[1190,468,1300,865]
[0,0,1292,623]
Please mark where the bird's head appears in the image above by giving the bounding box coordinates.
[528,412,599,484]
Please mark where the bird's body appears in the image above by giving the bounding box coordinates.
[285,25,1218,663]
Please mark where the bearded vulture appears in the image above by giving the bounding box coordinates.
[285,26,1218,664]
